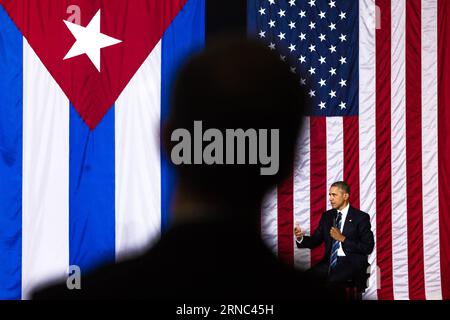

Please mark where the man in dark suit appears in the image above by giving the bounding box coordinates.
[294,181,374,292]
[33,38,343,300]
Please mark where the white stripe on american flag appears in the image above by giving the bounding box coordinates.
[391,0,409,300]
[115,41,162,261]
[22,40,69,299]
[326,117,344,211]
[293,117,311,271]
[421,0,442,300]
[262,187,278,256]
[359,0,378,300]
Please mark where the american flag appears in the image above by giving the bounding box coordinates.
[248,0,450,300]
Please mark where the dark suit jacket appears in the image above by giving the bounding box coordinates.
[296,206,374,287]
[33,218,343,300]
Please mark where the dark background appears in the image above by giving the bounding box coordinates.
[206,0,247,42]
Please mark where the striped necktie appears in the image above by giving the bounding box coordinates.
[329,211,342,271]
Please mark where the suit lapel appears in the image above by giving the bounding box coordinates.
[342,206,355,236]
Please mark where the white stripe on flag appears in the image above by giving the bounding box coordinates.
[421,0,442,300]
[359,0,378,300]
[22,40,69,299]
[391,0,409,300]
[293,117,311,271]
[115,41,162,260]
[262,187,278,256]
[326,117,344,211]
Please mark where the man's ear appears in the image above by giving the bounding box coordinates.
[344,192,349,201]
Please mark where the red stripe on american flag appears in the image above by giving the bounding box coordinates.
[438,0,450,300]
[277,172,294,265]
[406,0,426,300]
[375,0,394,300]
[343,116,360,209]
[310,117,326,266]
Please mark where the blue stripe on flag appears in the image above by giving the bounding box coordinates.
[0,5,23,300]
[69,105,115,274]
[161,0,205,231]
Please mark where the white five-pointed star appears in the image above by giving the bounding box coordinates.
[318,11,326,19]
[329,22,337,31]
[329,45,337,53]
[299,10,306,18]
[269,20,276,28]
[329,0,336,8]
[268,0,276,5]
[308,0,316,7]
[300,78,306,85]
[63,10,122,72]
[319,33,326,42]
[309,21,316,29]
[268,42,276,50]
[308,90,316,97]
[259,30,266,38]
[339,11,347,19]
[329,90,337,98]
[329,67,337,75]
[278,32,286,40]
[259,7,266,15]
[339,101,347,109]
[299,32,306,40]
[319,101,326,109]
[278,9,286,17]
[339,34,347,42]
[319,78,327,87]
[309,44,316,52]
[308,67,316,75]
[289,0,296,6]
[319,56,326,64]
[299,55,306,63]
[289,43,296,52]
[280,55,286,61]
[340,56,347,64]
[289,21,296,29]
[290,66,297,73]
[339,78,347,87]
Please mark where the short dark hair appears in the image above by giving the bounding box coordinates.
[331,181,350,195]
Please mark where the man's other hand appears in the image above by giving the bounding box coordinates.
[294,222,304,241]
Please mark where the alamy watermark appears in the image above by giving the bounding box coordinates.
[170,121,279,176]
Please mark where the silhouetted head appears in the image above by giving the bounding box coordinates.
[163,37,309,219]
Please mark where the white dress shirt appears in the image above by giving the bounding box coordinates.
[296,203,350,257]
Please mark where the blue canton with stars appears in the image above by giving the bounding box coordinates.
[248,0,359,116]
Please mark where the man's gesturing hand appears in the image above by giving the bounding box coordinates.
[294,222,304,241]
[330,227,346,242]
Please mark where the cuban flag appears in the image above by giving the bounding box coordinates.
[0,0,204,299]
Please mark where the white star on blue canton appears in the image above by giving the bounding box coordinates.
[339,79,347,87]
[308,0,316,7]
[259,30,266,38]
[339,101,347,109]
[278,32,286,40]
[269,20,276,28]
[278,9,286,17]
[318,11,326,19]
[259,7,266,15]
[339,11,347,19]
[319,101,326,109]
[319,78,326,87]
[289,21,296,29]
[299,33,306,40]
[289,0,296,6]
[299,10,306,18]
[329,0,336,8]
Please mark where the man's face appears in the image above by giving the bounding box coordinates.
[329,186,348,210]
